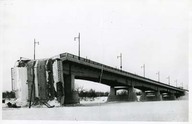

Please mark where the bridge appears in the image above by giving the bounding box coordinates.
[13,52,187,105]
[51,53,187,104]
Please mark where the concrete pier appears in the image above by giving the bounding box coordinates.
[127,86,138,101]
[163,93,176,100]
[109,86,116,96]
[169,93,176,100]
[107,86,137,102]
[140,90,162,101]
[64,74,80,104]
[155,90,162,101]
[140,90,147,101]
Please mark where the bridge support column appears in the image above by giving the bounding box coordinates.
[169,93,176,100]
[127,86,138,101]
[107,86,116,102]
[140,90,147,101]
[110,86,116,96]
[107,86,137,102]
[64,74,80,104]
[155,90,162,101]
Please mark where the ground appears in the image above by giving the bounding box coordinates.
[2,97,188,121]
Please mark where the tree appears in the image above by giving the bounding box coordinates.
[2,91,15,99]
[88,89,96,100]
[75,86,85,93]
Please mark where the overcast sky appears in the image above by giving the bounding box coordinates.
[0,0,190,92]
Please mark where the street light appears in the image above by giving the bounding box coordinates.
[74,32,80,59]
[175,80,177,87]
[141,64,145,77]
[156,71,160,82]
[166,76,170,85]
[117,53,122,70]
[34,39,39,60]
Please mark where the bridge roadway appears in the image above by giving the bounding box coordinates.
[52,53,187,104]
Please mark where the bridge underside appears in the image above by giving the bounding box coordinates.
[61,61,185,104]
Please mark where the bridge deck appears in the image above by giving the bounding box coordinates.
[52,53,187,93]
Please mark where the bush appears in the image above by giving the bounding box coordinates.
[2,91,15,99]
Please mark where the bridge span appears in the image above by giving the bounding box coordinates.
[12,52,187,105]
[53,53,187,104]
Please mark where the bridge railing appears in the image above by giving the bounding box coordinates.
[64,53,151,80]
[65,53,124,72]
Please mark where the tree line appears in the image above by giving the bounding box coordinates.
[2,89,109,100]
[78,89,109,99]
[3,89,141,100]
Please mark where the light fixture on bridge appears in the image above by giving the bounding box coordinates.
[166,76,170,85]
[117,53,122,70]
[34,38,39,60]
[141,64,145,77]
[156,71,160,82]
[74,32,81,60]
[181,82,183,88]
[175,80,177,87]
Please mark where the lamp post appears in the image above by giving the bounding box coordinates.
[175,80,177,87]
[74,33,80,59]
[117,53,122,70]
[34,39,39,60]
[156,71,160,82]
[141,64,145,77]
[167,76,170,85]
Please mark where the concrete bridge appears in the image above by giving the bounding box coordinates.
[51,53,187,104]
[13,52,187,105]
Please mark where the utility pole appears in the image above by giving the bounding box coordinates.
[34,39,39,60]
[117,53,122,70]
[141,64,145,77]
[156,71,160,82]
[74,33,80,59]
[167,76,170,85]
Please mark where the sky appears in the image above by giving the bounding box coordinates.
[0,0,190,92]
